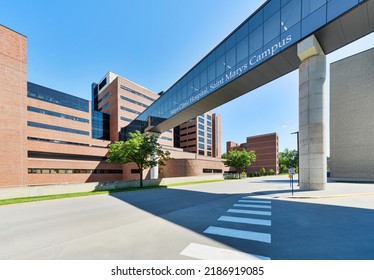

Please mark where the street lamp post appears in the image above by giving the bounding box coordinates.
[291,131,299,186]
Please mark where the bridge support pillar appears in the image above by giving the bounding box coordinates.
[148,132,161,180]
[297,35,327,191]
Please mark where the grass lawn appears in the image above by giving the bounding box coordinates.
[0,185,166,206]
[0,179,225,206]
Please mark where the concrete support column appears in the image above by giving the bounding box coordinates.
[297,35,327,190]
[147,132,161,180]
[150,155,159,179]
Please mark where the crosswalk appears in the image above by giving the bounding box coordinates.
[192,196,272,260]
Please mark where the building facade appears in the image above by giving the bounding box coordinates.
[174,112,221,157]
[0,25,226,188]
[92,72,174,146]
[330,48,374,182]
[26,82,122,186]
[0,25,27,188]
[227,132,279,174]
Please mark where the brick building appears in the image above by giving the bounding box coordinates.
[0,24,226,188]
[174,112,221,158]
[227,132,279,174]
[92,72,174,146]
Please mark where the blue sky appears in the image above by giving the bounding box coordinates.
[2,0,374,154]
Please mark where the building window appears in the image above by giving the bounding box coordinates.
[98,78,107,90]
[198,130,204,137]
[100,102,109,110]
[27,82,89,112]
[28,168,122,174]
[27,106,89,123]
[199,143,205,149]
[120,85,156,102]
[203,168,222,173]
[207,133,212,139]
[207,127,212,132]
[207,152,212,156]
[207,139,212,145]
[198,117,204,124]
[98,92,110,103]
[199,137,204,143]
[27,121,89,136]
[199,150,205,155]
[27,136,92,147]
[207,115,212,121]
[161,136,172,141]
[120,95,149,108]
[207,121,212,127]
[28,151,106,161]
[207,145,212,151]
[120,106,141,115]
[121,116,133,122]
[198,124,204,130]
[131,169,141,174]
[92,110,110,140]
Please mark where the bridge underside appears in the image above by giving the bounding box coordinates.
[150,0,374,133]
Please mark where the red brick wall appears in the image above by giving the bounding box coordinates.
[159,158,227,178]
[0,25,27,187]
[226,133,279,174]
[122,152,228,181]
[246,133,279,174]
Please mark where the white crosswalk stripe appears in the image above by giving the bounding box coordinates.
[227,209,271,216]
[238,199,272,204]
[204,226,271,243]
[233,203,272,209]
[218,215,271,226]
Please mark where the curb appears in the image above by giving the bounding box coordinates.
[283,192,374,199]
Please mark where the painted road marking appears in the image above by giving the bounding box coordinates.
[218,215,271,226]
[242,196,272,200]
[227,209,271,216]
[180,243,271,260]
[234,204,272,209]
[204,226,271,243]
[238,199,271,204]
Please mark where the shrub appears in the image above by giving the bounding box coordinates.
[259,167,266,176]
[269,169,275,175]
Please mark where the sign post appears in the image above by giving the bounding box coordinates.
[289,168,296,196]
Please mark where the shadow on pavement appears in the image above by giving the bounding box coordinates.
[109,186,374,260]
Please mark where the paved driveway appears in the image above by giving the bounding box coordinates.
[0,176,373,260]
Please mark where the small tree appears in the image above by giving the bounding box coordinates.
[107,131,170,188]
[224,149,256,175]
[259,167,266,176]
[279,148,298,173]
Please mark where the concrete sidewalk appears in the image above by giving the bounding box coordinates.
[247,175,374,199]
[287,181,374,199]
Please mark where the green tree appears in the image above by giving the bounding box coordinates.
[107,131,170,188]
[224,149,256,175]
[279,148,298,173]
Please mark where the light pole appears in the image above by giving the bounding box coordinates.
[291,131,299,186]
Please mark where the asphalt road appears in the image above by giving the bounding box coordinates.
[0,176,373,260]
